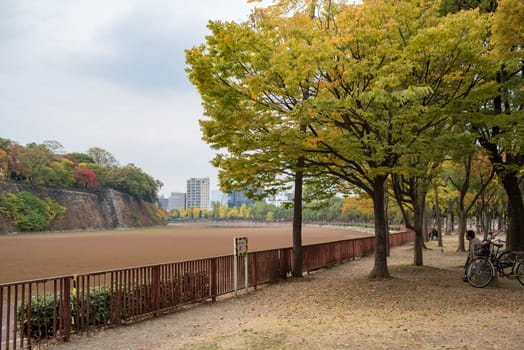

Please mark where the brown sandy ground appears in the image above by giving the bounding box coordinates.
[50,234,524,350]
[0,224,371,283]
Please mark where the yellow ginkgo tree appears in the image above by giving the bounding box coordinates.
[186,0,492,278]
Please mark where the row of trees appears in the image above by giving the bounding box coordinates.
[186,0,523,278]
[174,152,507,231]
[0,138,162,203]
[170,197,350,222]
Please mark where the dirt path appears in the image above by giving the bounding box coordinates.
[51,235,524,350]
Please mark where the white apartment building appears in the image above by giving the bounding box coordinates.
[186,177,210,210]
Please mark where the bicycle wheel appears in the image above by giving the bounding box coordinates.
[515,260,524,287]
[497,250,515,276]
[466,257,494,288]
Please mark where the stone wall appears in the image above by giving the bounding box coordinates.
[0,181,163,234]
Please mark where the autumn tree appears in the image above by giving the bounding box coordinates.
[439,0,524,250]
[341,196,374,223]
[73,167,99,188]
[444,151,495,251]
[0,149,8,178]
[299,1,491,275]
[0,138,12,177]
[472,164,505,238]
[187,5,333,276]
[16,143,61,185]
[187,0,492,278]
[439,0,497,14]
[476,0,524,250]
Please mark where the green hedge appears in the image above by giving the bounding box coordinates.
[0,191,65,231]
[17,288,111,341]
[18,272,209,340]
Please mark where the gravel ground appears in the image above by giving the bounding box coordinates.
[50,234,524,350]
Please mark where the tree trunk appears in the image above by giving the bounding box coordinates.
[435,187,443,248]
[370,175,390,279]
[445,199,453,235]
[457,209,467,252]
[292,160,304,277]
[450,210,455,234]
[385,190,390,257]
[501,172,524,251]
[413,186,426,266]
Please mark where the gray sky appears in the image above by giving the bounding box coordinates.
[0,0,268,196]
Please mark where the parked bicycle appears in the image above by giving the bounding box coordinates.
[465,239,524,288]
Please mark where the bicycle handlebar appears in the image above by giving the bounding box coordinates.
[489,239,505,248]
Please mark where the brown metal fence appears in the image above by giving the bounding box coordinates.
[0,230,414,350]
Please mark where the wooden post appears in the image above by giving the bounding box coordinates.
[152,266,160,317]
[62,277,71,342]
[211,259,217,302]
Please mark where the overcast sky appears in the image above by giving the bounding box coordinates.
[0,0,269,196]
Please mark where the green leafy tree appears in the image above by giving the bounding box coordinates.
[187,8,325,275]
[7,141,76,186]
[40,159,76,187]
[471,160,505,238]
[300,1,489,275]
[439,0,497,14]
[67,152,95,164]
[476,0,524,250]
[0,137,11,152]
[440,0,524,251]
[249,201,272,221]
[106,164,160,202]
[187,0,491,277]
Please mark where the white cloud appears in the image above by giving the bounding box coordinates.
[0,0,270,196]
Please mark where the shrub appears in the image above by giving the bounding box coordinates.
[17,272,210,341]
[17,294,60,341]
[17,287,112,340]
[132,214,142,226]
[0,191,65,231]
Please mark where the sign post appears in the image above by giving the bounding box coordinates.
[233,237,248,296]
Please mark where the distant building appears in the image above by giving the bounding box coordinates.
[158,195,169,210]
[227,190,255,208]
[211,190,227,206]
[266,191,294,207]
[186,177,210,210]
[168,192,186,211]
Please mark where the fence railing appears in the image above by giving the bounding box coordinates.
[0,230,414,350]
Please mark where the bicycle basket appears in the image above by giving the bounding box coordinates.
[476,243,490,257]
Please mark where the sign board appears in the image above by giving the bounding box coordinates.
[233,236,249,295]
[235,237,248,256]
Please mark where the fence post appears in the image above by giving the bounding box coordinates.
[252,253,257,289]
[279,249,291,278]
[210,259,217,302]
[62,277,71,342]
[152,266,160,317]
